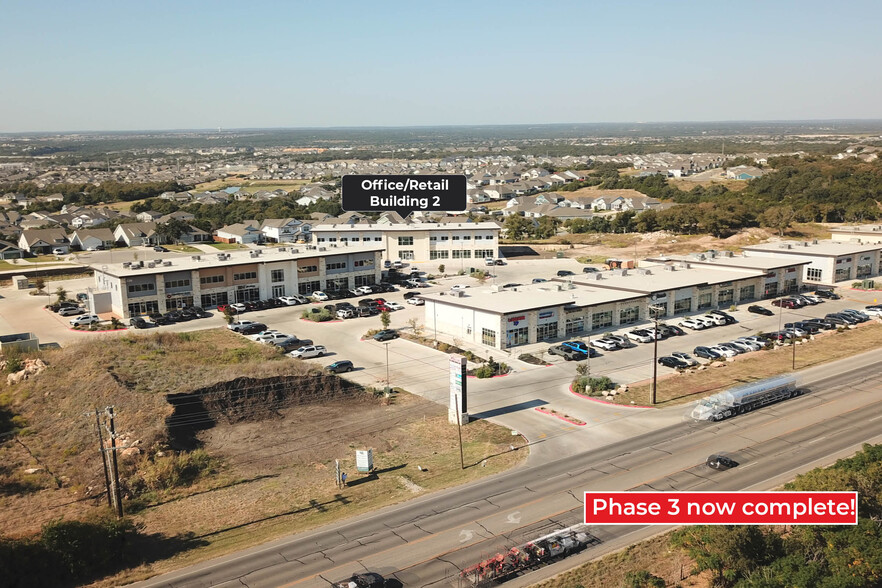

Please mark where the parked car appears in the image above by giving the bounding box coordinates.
[693,346,721,360]
[54,301,79,312]
[772,298,798,309]
[716,342,746,355]
[548,345,588,361]
[70,314,100,326]
[229,302,247,313]
[708,310,737,324]
[373,329,399,341]
[709,345,737,358]
[58,306,85,317]
[561,341,598,357]
[153,245,169,252]
[326,360,354,373]
[532,278,548,283]
[407,297,425,306]
[253,332,290,344]
[582,267,599,273]
[450,284,469,291]
[354,286,374,295]
[626,329,654,343]
[129,317,150,329]
[336,308,355,319]
[679,318,706,330]
[671,351,699,366]
[864,306,882,317]
[826,312,858,325]
[658,356,689,369]
[289,345,327,359]
[556,270,575,277]
[402,292,419,300]
[495,259,506,266]
[385,301,404,311]
[698,314,727,327]
[801,318,835,330]
[278,296,303,306]
[658,324,685,337]
[840,309,870,322]
[354,306,375,317]
[727,340,759,353]
[802,294,822,304]
[312,291,329,301]
[748,305,774,316]
[814,289,840,300]
[149,312,173,326]
[502,283,522,288]
[793,294,818,305]
[605,334,633,348]
[591,338,619,351]
[271,337,313,351]
[707,454,739,470]
[228,320,259,332]
[239,323,268,335]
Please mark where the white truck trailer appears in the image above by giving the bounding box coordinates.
[691,375,800,421]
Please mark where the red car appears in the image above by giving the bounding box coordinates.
[772,298,797,309]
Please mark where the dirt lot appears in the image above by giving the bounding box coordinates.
[0,330,525,586]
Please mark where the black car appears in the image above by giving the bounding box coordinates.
[785,321,820,335]
[239,322,268,335]
[148,312,173,326]
[548,345,588,361]
[323,304,336,313]
[335,302,355,310]
[582,267,599,273]
[557,270,575,277]
[747,305,774,316]
[153,245,169,252]
[53,301,80,312]
[326,360,354,374]
[273,337,313,351]
[706,454,739,470]
[502,283,521,288]
[403,292,419,300]
[658,356,689,369]
[532,278,548,283]
[373,329,399,341]
[129,317,150,329]
[358,298,377,307]
[826,313,857,325]
[378,282,397,292]
[802,317,835,330]
[190,306,211,318]
[693,346,721,360]
[814,289,840,300]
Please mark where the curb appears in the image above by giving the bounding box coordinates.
[466,373,510,379]
[69,327,128,333]
[300,318,344,324]
[569,383,654,409]
[534,407,586,426]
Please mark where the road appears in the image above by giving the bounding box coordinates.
[129,351,882,588]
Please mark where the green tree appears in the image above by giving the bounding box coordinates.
[380,310,391,329]
[504,214,532,240]
[154,218,190,244]
[54,286,68,303]
[34,277,45,294]
[438,264,445,274]
[532,215,559,239]
[761,206,796,237]
[671,525,782,588]
[624,570,665,588]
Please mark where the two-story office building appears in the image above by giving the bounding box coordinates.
[742,240,882,285]
[310,220,501,265]
[91,245,383,318]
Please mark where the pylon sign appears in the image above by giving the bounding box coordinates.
[449,354,468,424]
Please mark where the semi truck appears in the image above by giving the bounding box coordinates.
[691,375,801,421]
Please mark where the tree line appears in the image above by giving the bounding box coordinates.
[3,180,186,207]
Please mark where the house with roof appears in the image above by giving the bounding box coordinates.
[136,210,164,223]
[726,165,765,180]
[214,221,263,244]
[0,240,24,260]
[18,228,70,255]
[114,223,160,247]
[157,210,196,224]
[260,218,310,243]
[70,228,115,251]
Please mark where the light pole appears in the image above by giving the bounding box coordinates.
[384,342,390,387]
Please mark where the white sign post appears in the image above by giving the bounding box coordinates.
[356,449,373,473]
[448,354,469,425]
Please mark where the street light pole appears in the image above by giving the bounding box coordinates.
[650,305,660,405]
[384,342,390,386]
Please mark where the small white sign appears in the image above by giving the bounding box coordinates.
[356,448,373,472]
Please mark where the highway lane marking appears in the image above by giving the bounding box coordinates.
[807,436,826,444]
[458,529,474,542]
[506,511,522,524]
[870,415,882,422]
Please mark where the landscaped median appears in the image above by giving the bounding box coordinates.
[607,321,882,407]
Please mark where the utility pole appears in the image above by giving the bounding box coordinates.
[104,406,124,518]
[650,305,661,405]
[454,395,465,470]
[92,408,112,508]
[384,342,390,387]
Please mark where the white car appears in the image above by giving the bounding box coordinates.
[626,330,654,343]
[277,296,302,306]
[590,338,618,351]
[230,302,247,312]
[484,257,496,266]
[70,314,100,326]
[311,291,329,301]
[737,336,766,348]
[289,345,327,359]
[336,308,354,319]
[709,345,737,358]
[864,306,882,317]
[227,320,259,332]
[698,314,727,327]
[58,306,85,317]
[385,301,404,311]
[729,339,760,352]
[52,247,67,255]
[802,294,822,304]
[354,286,373,295]
[251,330,283,342]
[679,318,705,330]
[450,284,469,291]
[406,297,425,306]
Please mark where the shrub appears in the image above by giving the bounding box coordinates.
[474,365,495,378]
[137,449,218,492]
[437,342,450,352]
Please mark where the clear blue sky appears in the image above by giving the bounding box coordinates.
[3,0,881,132]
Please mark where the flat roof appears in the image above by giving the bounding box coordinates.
[645,253,809,271]
[91,244,384,278]
[743,240,882,258]
[564,263,766,295]
[422,283,644,315]
[311,222,500,232]
[830,224,882,235]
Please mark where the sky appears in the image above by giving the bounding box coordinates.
[2,0,881,133]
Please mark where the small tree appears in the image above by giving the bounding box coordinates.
[55,286,68,303]
[576,361,590,378]
[34,277,45,294]
[407,317,423,337]
[380,310,391,329]
[223,308,235,324]
[438,264,445,275]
